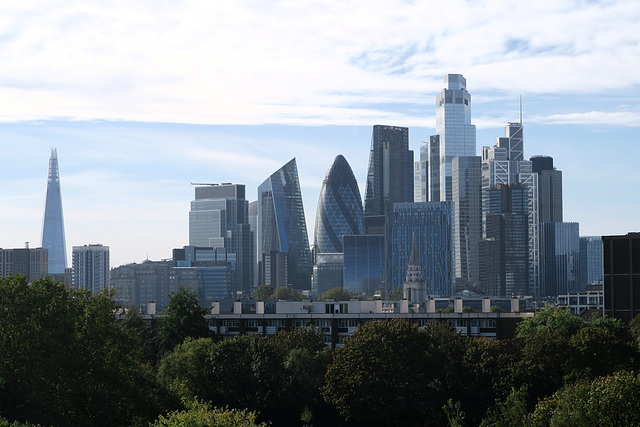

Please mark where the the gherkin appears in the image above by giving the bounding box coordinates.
[314,155,364,254]
[41,148,67,274]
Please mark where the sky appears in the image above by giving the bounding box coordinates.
[0,0,639,268]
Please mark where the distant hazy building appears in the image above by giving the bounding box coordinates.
[540,222,580,296]
[257,158,312,290]
[111,261,172,313]
[429,135,441,202]
[414,143,429,202]
[452,156,482,288]
[364,125,414,216]
[189,183,254,295]
[313,155,364,295]
[390,202,454,296]
[579,236,603,288]
[0,246,48,282]
[41,149,67,274]
[434,74,476,202]
[603,233,640,322]
[343,234,385,297]
[72,244,110,293]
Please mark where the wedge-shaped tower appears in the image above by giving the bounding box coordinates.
[257,158,312,290]
[41,148,67,274]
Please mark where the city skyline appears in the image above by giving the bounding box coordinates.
[0,1,639,267]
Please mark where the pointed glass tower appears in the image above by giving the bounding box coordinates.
[42,148,67,274]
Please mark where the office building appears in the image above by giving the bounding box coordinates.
[602,233,640,322]
[531,156,563,223]
[257,158,312,290]
[540,222,580,296]
[343,234,385,297]
[72,244,110,293]
[428,135,441,202]
[313,155,364,295]
[479,184,529,296]
[579,236,603,288]
[434,74,476,202]
[390,202,454,296]
[363,125,414,216]
[189,183,254,295]
[452,156,482,289]
[0,246,48,282]
[414,143,428,202]
[41,148,67,274]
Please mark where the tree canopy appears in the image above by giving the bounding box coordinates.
[157,286,211,353]
[318,287,353,301]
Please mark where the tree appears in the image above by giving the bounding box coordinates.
[151,400,269,427]
[158,286,211,353]
[318,287,352,301]
[386,286,404,300]
[252,284,274,300]
[0,275,166,426]
[270,286,303,301]
[322,318,467,426]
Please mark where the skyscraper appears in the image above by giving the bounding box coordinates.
[189,183,254,294]
[531,156,563,223]
[41,148,67,274]
[579,236,603,288]
[313,155,364,295]
[541,222,580,296]
[414,143,428,202]
[434,74,476,201]
[257,158,312,290]
[72,244,110,293]
[363,125,414,217]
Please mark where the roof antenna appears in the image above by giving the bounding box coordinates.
[519,94,523,124]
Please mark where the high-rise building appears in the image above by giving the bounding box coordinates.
[531,156,563,223]
[257,158,312,290]
[72,244,110,293]
[603,233,640,322]
[579,236,603,288]
[434,74,476,202]
[41,149,67,274]
[540,222,580,296]
[414,143,428,203]
[363,125,414,216]
[429,135,441,202]
[343,234,385,297]
[313,155,364,295]
[452,156,482,288]
[189,183,254,295]
[0,246,49,282]
[479,184,529,296]
[390,202,454,296]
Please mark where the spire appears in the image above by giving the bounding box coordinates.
[42,148,67,274]
[405,231,423,283]
[408,231,419,266]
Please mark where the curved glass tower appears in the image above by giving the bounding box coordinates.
[41,148,67,274]
[257,158,312,290]
[314,155,364,253]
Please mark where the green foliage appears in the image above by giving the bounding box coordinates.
[151,400,269,427]
[270,286,304,301]
[516,306,583,340]
[444,399,467,427]
[252,285,274,300]
[386,286,404,300]
[490,305,505,313]
[480,386,529,427]
[318,287,352,301]
[529,372,640,426]
[437,306,455,313]
[0,275,166,426]
[462,306,475,313]
[322,318,468,426]
[158,286,211,353]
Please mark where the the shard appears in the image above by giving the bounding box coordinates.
[42,148,67,274]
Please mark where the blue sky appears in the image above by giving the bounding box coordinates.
[1,0,639,267]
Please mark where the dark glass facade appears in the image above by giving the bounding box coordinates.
[541,222,580,296]
[314,155,364,254]
[390,202,454,296]
[257,158,312,290]
[579,235,603,288]
[41,149,67,274]
[364,125,414,216]
[603,233,640,322]
[343,235,385,297]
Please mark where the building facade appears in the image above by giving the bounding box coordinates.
[540,222,580,296]
[342,234,385,297]
[72,244,110,293]
[0,247,49,282]
[579,235,603,288]
[603,233,640,322]
[41,149,67,274]
[257,158,312,290]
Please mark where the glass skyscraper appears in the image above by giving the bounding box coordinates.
[41,148,67,274]
[364,125,414,216]
[257,158,312,290]
[434,74,476,202]
[579,235,603,288]
[541,222,580,296]
[343,234,385,297]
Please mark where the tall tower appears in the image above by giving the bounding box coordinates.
[363,125,414,217]
[72,244,110,293]
[434,74,476,202]
[41,148,67,274]
[257,158,312,290]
